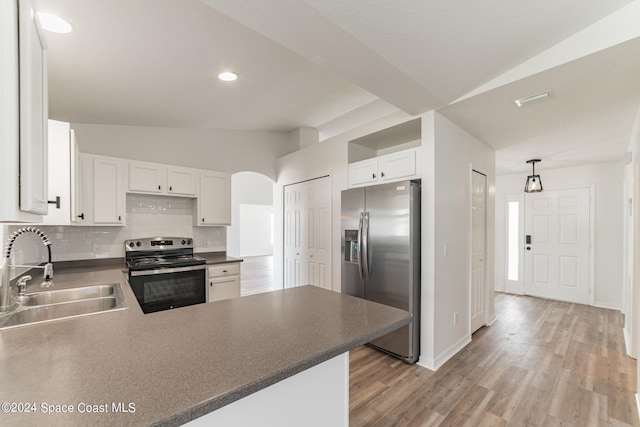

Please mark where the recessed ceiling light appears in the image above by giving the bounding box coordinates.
[514,90,552,107]
[37,12,73,34]
[218,72,238,82]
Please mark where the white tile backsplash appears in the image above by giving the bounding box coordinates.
[4,194,226,269]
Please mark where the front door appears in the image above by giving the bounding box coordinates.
[524,188,591,304]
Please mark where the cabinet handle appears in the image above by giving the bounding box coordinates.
[48,196,61,209]
[77,213,85,220]
[222,270,227,273]
[118,215,121,221]
[202,218,205,222]
[158,185,161,190]
[372,173,376,179]
[381,172,385,178]
[169,186,173,191]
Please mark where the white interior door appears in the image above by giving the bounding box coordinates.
[524,188,591,304]
[471,171,486,333]
[307,178,331,289]
[283,177,331,289]
[284,184,306,288]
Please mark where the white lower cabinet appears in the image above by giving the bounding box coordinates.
[80,154,126,226]
[208,263,241,302]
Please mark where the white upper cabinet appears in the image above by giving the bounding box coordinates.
[349,149,417,187]
[69,129,84,224]
[0,0,48,222]
[19,0,48,215]
[348,158,379,186]
[128,161,196,197]
[42,122,84,225]
[347,118,421,188]
[128,161,163,194]
[196,170,231,226]
[42,120,70,225]
[378,150,417,182]
[80,154,125,226]
[166,166,196,196]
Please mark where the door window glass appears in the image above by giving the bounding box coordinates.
[507,201,519,281]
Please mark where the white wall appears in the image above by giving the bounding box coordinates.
[419,111,496,370]
[72,124,296,180]
[495,161,624,310]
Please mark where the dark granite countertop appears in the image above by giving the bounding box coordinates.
[0,264,410,426]
[197,251,243,265]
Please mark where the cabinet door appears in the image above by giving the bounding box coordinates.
[208,276,240,302]
[69,130,84,224]
[19,0,48,215]
[167,166,196,196]
[349,159,378,187]
[198,171,231,225]
[42,120,71,225]
[93,157,124,224]
[379,150,416,182]
[128,161,163,193]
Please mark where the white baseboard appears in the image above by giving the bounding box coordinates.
[486,314,497,327]
[594,300,622,311]
[418,334,471,372]
[636,393,640,426]
[624,327,637,359]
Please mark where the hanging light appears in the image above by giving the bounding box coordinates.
[524,159,543,193]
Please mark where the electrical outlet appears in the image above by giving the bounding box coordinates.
[453,312,458,326]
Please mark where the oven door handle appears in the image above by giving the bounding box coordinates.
[130,265,207,277]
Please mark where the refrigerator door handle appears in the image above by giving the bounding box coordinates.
[357,212,364,279]
[362,212,371,279]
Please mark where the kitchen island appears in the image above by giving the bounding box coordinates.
[0,263,410,426]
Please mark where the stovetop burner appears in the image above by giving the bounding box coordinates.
[125,237,206,271]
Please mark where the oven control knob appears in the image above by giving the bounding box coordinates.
[136,241,142,247]
[128,242,135,248]
[187,239,192,245]
[182,240,186,245]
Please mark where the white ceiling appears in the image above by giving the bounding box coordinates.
[40,0,640,174]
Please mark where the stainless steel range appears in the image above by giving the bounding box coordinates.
[125,237,207,314]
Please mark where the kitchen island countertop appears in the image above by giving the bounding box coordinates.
[0,264,410,426]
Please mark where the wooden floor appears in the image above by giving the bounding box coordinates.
[350,292,639,427]
[240,255,280,296]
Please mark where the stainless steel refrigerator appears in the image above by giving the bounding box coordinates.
[341,180,420,364]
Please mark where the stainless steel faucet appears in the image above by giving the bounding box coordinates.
[0,227,53,312]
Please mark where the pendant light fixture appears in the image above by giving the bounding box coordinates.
[524,159,543,193]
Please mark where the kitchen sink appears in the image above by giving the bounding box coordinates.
[0,283,127,330]
[22,284,119,306]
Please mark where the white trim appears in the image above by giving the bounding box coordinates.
[434,334,472,371]
[594,301,622,311]
[636,393,640,426]
[589,184,596,306]
[418,334,472,371]
[624,327,636,359]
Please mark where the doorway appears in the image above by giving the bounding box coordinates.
[283,176,331,289]
[228,171,277,295]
